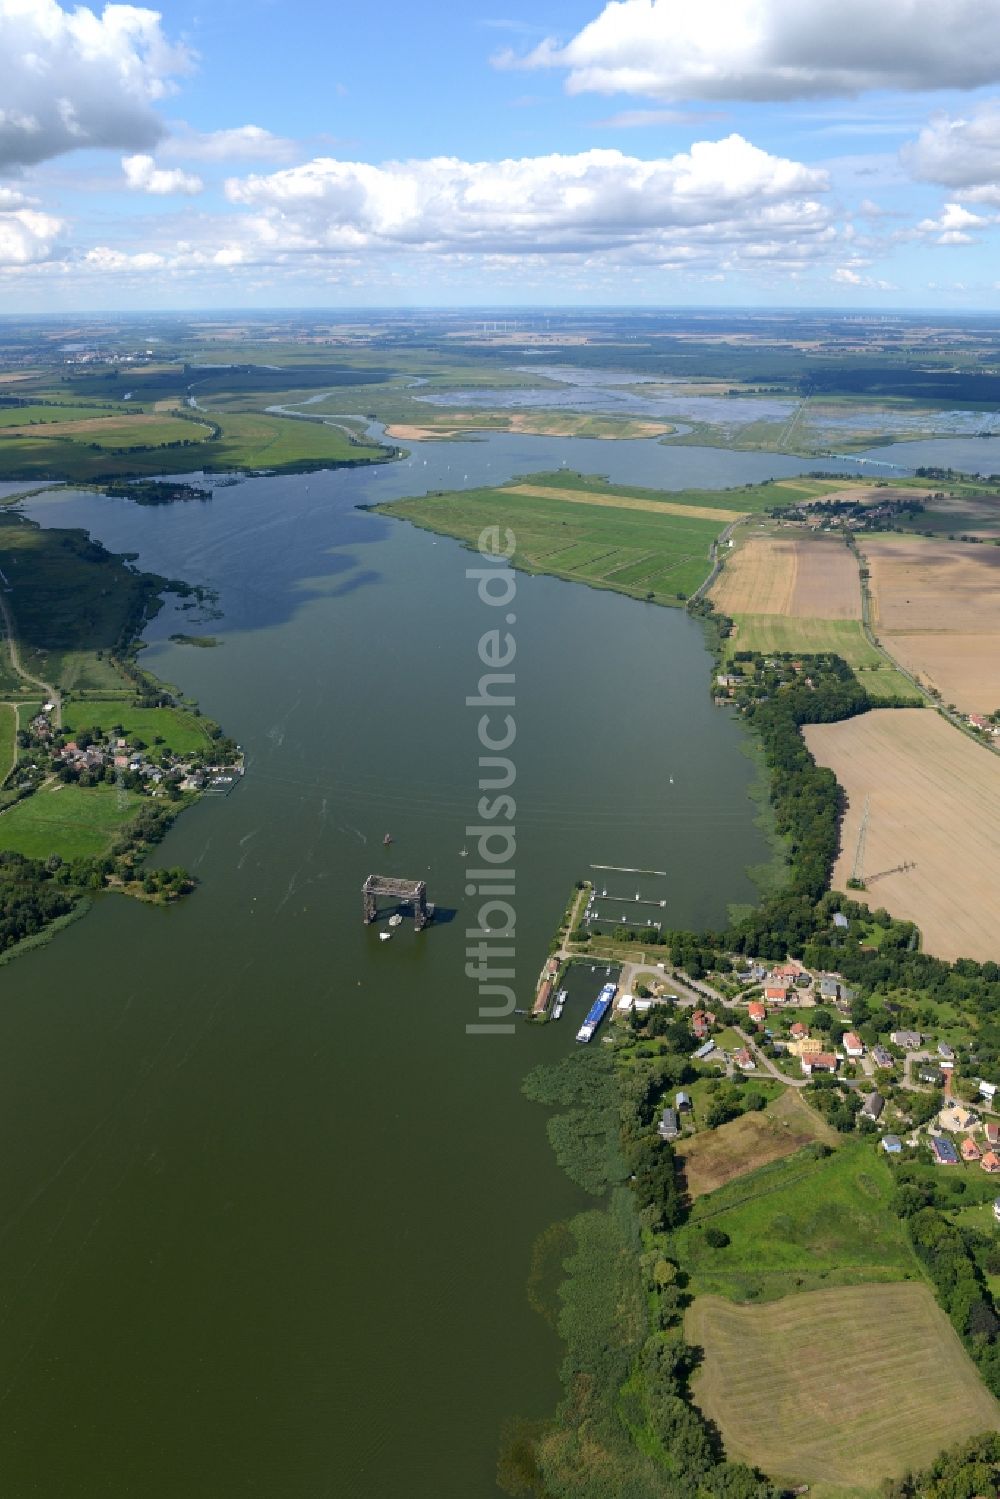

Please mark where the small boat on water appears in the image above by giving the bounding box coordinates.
[552,989,567,1020]
[383,832,394,846]
[388,913,403,928]
[379,931,392,942]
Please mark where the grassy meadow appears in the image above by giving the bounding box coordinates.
[62,700,214,755]
[0,781,143,860]
[671,1138,918,1301]
[687,1282,1000,1494]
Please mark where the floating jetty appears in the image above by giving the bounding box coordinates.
[591,863,667,877]
[576,981,617,1044]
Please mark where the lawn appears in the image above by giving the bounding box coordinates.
[687,1282,1000,1493]
[0,781,143,860]
[677,1088,837,1198]
[671,1138,918,1301]
[62,700,215,755]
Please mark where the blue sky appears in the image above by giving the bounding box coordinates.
[2,0,1000,310]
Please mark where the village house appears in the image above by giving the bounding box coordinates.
[658,1107,680,1142]
[892,1030,922,1050]
[961,1137,982,1163]
[676,1091,691,1112]
[747,1001,767,1025]
[764,983,790,1004]
[871,1045,894,1069]
[789,1022,810,1041]
[994,1197,1000,1223]
[979,1080,998,1105]
[801,1052,838,1076]
[938,1042,955,1061]
[881,1135,903,1154]
[982,1152,1000,1175]
[734,1047,756,1071]
[986,1122,1000,1149]
[932,1137,960,1165]
[843,1032,865,1059]
[861,1090,884,1121]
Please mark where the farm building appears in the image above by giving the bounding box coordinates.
[982,1152,1000,1175]
[881,1135,903,1154]
[676,1091,692,1112]
[932,1137,960,1165]
[861,1091,884,1121]
[961,1138,982,1163]
[693,1039,716,1060]
[892,1030,922,1050]
[843,1032,865,1059]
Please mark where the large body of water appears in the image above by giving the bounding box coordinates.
[0,430,967,1496]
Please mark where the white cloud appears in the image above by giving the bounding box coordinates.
[122,153,203,194]
[84,241,244,272]
[160,124,297,163]
[502,0,1000,101]
[904,99,1000,206]
[0,206,63,265]
[832,264,896,290]
[0,0,192,170]
[224,138,832,270]
[916,201,990,244]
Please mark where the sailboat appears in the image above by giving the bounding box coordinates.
[383,832,394,846]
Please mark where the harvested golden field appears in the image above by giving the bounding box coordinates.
[1,413,209,444]
[711,531,861,618]
[805,708,1000,961]
[865,534,1000,713]
[687,1283,1000,1491]
[501,483,741,522]
[677,1090,835,1199]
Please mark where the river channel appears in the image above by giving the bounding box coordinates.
[0,432,898,1496]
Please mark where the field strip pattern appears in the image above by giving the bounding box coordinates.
[688,1283,1000,1487]
[806,707,1000,962]
[499,484,744,523]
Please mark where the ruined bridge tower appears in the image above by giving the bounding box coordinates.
[362,874,431,930]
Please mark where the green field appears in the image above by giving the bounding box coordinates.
[62,700,214,755]
[0,781,143,860]
[688,1282,1000,1493]
[0,401,388,481]
[0,702,16,784]
[0,402,140,427]
[726,614,917,699]
[671,1139,918,1301]
[379,472,757,603]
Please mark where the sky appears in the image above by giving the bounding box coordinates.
[3,0,1000,311]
